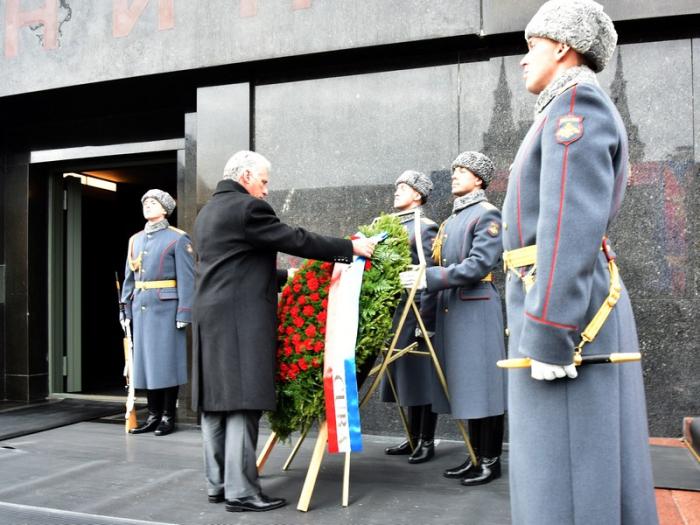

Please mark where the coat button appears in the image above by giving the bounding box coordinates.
[444,308,448,313]
[141,306,146,310]
[144,251,148,255]
[503,222,508,230]
[505,328,510,336]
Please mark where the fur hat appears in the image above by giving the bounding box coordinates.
[395,170,433,201]
[141,189,176,217]
[525,0,617,73]
[451,152,495,189]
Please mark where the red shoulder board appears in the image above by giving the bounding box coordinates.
[555,114,584,145]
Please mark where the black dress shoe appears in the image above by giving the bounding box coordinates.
[129,414,161,434]
[408,439,435,464]
[208,493,224,503]
[154,416,175,436]
[461,457,501,486]
[385,440,414,455]
[443,457,475,478]
[225,493,287,512]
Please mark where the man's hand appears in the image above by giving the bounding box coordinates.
[530,359,578,381]
[176,321,188,329]
[352,238,376,258]
[399,268,426,290]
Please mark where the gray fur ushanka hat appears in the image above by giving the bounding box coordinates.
[525,0,617,72]
[451,151,495,189]
[395,170,433,201]
[141,189,176,217]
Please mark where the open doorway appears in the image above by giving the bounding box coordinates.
[49,156,178,396]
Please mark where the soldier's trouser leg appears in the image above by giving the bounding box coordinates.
[155,386,179,436]
[202,410,262,500]
[130,388,164,434]
[408,405,437,464]
[385,405,421,455]
[467,414,504,458]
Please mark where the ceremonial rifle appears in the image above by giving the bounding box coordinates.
[115,272,138,432]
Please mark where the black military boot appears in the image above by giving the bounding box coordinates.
[385,406,421,455]
[460,456,501,486]
[130,389,164,434]
[155,386,178,436]
[408,406,437,464]
[443,456,476,478]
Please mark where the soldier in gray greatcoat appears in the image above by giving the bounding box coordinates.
[400,152,506,486]
[121,189,195,436]
[502,1,658,523]
[380,170,439,464]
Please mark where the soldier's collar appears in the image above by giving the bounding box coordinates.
[144,218,170,234]
[452,190,487,213]
[392,207,423,224]
[534,65,599,115]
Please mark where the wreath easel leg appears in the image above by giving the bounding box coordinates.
[283,424,312,471]
[256,431,278,474]
[297,420,328,512]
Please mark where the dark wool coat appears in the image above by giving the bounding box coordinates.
[380,210,438,407]
[502,81,657,524]
[122,226,194,389]
[192,179,353,412]
[424,201,507,420]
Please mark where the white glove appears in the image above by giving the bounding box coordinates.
[399,269,426,290]
[530,359,578,381]
[176,321,188,329]
[120,318,131,332]
[415,327,435,339]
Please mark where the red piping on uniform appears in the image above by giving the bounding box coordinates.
[525,311,577,331]
[541,86,577,319]
[516,118,548,247]
[158,240,178,277]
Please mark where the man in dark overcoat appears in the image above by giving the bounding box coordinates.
[121,189,194,437]
[400,152,506,486]
[502,1,657,523]
[192,150,376,513]
[380,170,439,464]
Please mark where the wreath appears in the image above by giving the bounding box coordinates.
[268,214,411,440]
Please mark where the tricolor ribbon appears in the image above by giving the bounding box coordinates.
[323,232,386,453]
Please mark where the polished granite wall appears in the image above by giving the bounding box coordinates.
[251,40,699,437]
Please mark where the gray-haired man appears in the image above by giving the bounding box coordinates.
[502,1,657,523]
[192,151,376,513]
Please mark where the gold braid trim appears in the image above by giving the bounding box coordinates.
[432,221,447,265]
[127,235,142,272]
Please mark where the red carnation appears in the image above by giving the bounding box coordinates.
[290,305,300,317]
[293,283,302,293]
[298,295,307,305]
[305,324,317,338]
[302,305,315,317]
[314,341,324,353]
[316,311,327,324]
[286,326,294,335]
[293,316,304,327]
[292,333,301,342]
[365,259,372,271]
[310,292,320,302]
[298,358,309,371]
[284,346,292,357]
[311,357,321,368]
[307,279,319,292]
[321,298,328,308]
[321,262,332,271]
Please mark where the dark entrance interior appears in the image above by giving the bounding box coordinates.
[56,155,178,395]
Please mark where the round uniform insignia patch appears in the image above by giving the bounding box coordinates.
[487,222,500,237]
[556,114,584,145]
[186,243,194,254]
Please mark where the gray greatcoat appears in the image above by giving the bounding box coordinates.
[122,225,195,389]
[380,209,438,407]
[424,200,506,420]
[502,79,657,524]
[192,179,353,413]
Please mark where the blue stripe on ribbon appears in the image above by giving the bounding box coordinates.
[344,357,363,452]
